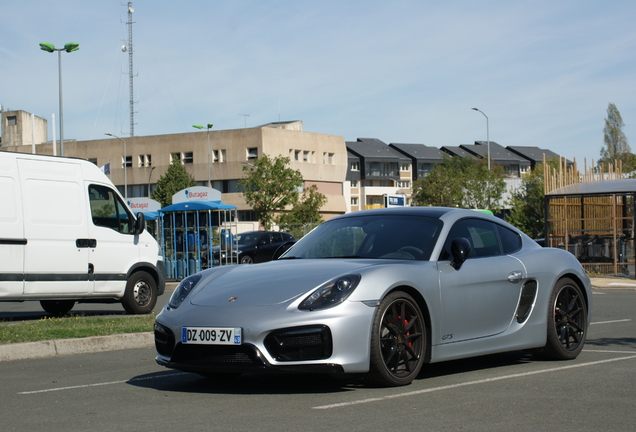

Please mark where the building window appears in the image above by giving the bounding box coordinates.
[7,116,17,126]
[212,150,219,163]
[351,197,358,206]
[351,180,358,188]
[247,147,258,159]
[323,152,334,165]
[397,181,411,188]
[88,158,98,165]
[220,149,226,163]
[417,163,433,178]
[138,155,151,167]
[303,151,310,163]
[183,152,194,164]
[400,163,410,171]
[351,161,360,171]
[294,150,301,161]
[170,152,182,163]
[122,155,132,169]
[379,180,391,187]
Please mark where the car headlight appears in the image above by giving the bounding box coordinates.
[299,274,361,311]
[168,274,202,309]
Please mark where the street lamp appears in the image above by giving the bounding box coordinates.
[105,133,128,199]
[471,108,490,170]
[192,123,214,187]
[147,166,156,197]
[39,42,79,157]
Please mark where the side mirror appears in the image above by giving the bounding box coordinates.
[450,237,472,270]
[134,212,146,235]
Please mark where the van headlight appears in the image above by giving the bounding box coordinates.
[299,274,361,311]
[168,274,202,309]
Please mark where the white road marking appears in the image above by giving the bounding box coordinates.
[608,282,636,287]
[17,372,187,395]
[312,354,636,410]
[590,319,631,325]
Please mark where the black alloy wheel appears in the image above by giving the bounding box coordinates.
[367,291,426,386]
[542,278,587,360]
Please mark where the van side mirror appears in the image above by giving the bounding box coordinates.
[450,237,472,270]
[134,212,146,235]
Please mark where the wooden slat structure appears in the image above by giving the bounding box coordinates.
[544,156,634,277]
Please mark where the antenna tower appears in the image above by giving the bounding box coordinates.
[126,2,135,136]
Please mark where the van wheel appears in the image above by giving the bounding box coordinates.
[122,271,157,314]
[40,300,75,316]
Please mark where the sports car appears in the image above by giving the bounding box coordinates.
[154,207,591,387]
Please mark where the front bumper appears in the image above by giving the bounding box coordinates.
[154,299,375,375]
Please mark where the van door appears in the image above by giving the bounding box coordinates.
[19,158,91,295]
[87,184,140,294]
[0,155,25,297]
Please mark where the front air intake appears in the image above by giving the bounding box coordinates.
[264,325,333,361]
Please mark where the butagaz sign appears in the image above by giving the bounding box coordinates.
[172,186,222,204]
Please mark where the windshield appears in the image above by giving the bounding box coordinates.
[281,214,442,260]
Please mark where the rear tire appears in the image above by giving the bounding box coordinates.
[122,271,157,314]
[40,300,75,316]
[366,291,427,387]
[541,278,587,360]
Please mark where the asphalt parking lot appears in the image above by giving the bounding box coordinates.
[0,279,634,431]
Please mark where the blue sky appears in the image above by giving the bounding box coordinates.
[2,1,635,167]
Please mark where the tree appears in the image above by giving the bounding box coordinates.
[238,155,303,230]
[505,162,548,239]
[412,155,471,208]
[462,159,506,211]
[276,184,326,225]
[412,154,505,212]
[151,156,197,208]
[599,103,634,172]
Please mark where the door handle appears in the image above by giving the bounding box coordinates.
[508,271,523,283]
[76,239,97,248]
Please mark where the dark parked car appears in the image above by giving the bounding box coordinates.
[213,231,296,265]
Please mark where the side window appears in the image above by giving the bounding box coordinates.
[443,218,502,260]
[497,224,522,254]
[272,233,282,243]
[89,184,134,234]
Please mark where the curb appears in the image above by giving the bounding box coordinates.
[0,332,154,362]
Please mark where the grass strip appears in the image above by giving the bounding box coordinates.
[0,314,156,345]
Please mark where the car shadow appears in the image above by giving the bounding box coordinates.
[126,370,360,395]
[584,336,636,349]
[128,350,537,394]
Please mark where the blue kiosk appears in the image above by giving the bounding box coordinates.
[159,187,237,280]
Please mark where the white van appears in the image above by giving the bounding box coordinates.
[0,151,166,315]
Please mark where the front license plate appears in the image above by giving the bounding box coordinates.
[182,327,242,345]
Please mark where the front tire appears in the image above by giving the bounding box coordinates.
[240,255,254,264]
[366,291,427,387]
[541,278,587,360]
[40,300,75,316]
[122,271,157,314]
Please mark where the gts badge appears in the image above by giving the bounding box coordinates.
[442,334,454,341]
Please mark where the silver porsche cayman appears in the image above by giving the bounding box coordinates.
[154,207,591,387]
